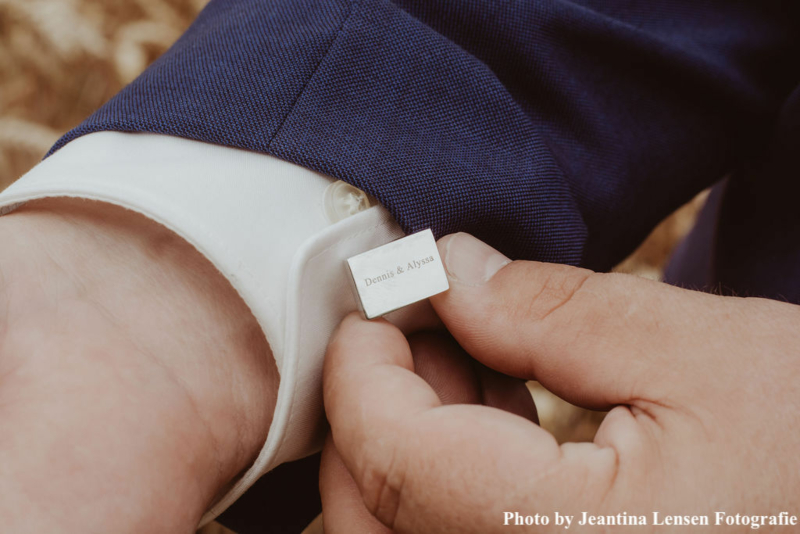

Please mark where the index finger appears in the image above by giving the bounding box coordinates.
[323,313,616,532]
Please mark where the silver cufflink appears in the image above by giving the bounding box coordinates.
[347,229,449,319]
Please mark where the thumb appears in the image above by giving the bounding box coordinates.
[431,233,721,409]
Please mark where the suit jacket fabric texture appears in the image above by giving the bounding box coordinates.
[52,0,800,295]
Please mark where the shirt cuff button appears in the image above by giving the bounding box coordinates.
[323,180,372,223]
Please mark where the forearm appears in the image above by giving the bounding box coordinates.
[0,198,278,532]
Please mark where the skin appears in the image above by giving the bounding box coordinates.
[0,199,279,533]
[321,232,800,533]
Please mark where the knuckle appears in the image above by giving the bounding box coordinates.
[358,444,407,530]
[510,264,595,325]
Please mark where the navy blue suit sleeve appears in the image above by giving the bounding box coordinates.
[51,0,800,270]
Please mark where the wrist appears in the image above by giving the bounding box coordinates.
[0,198,278,530]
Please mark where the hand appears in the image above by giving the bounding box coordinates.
[321,232,800,533]
[0,199,278,533]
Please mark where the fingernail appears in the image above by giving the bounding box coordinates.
[438,233,511,286]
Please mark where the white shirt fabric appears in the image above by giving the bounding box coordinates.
[0,131,408,526]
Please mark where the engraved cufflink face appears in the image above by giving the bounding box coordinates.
[347,229,449,319]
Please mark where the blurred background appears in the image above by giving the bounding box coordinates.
[0,1,705,532]
[0,0,207,190]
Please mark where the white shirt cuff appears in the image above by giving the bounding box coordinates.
[0,131,406,525]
